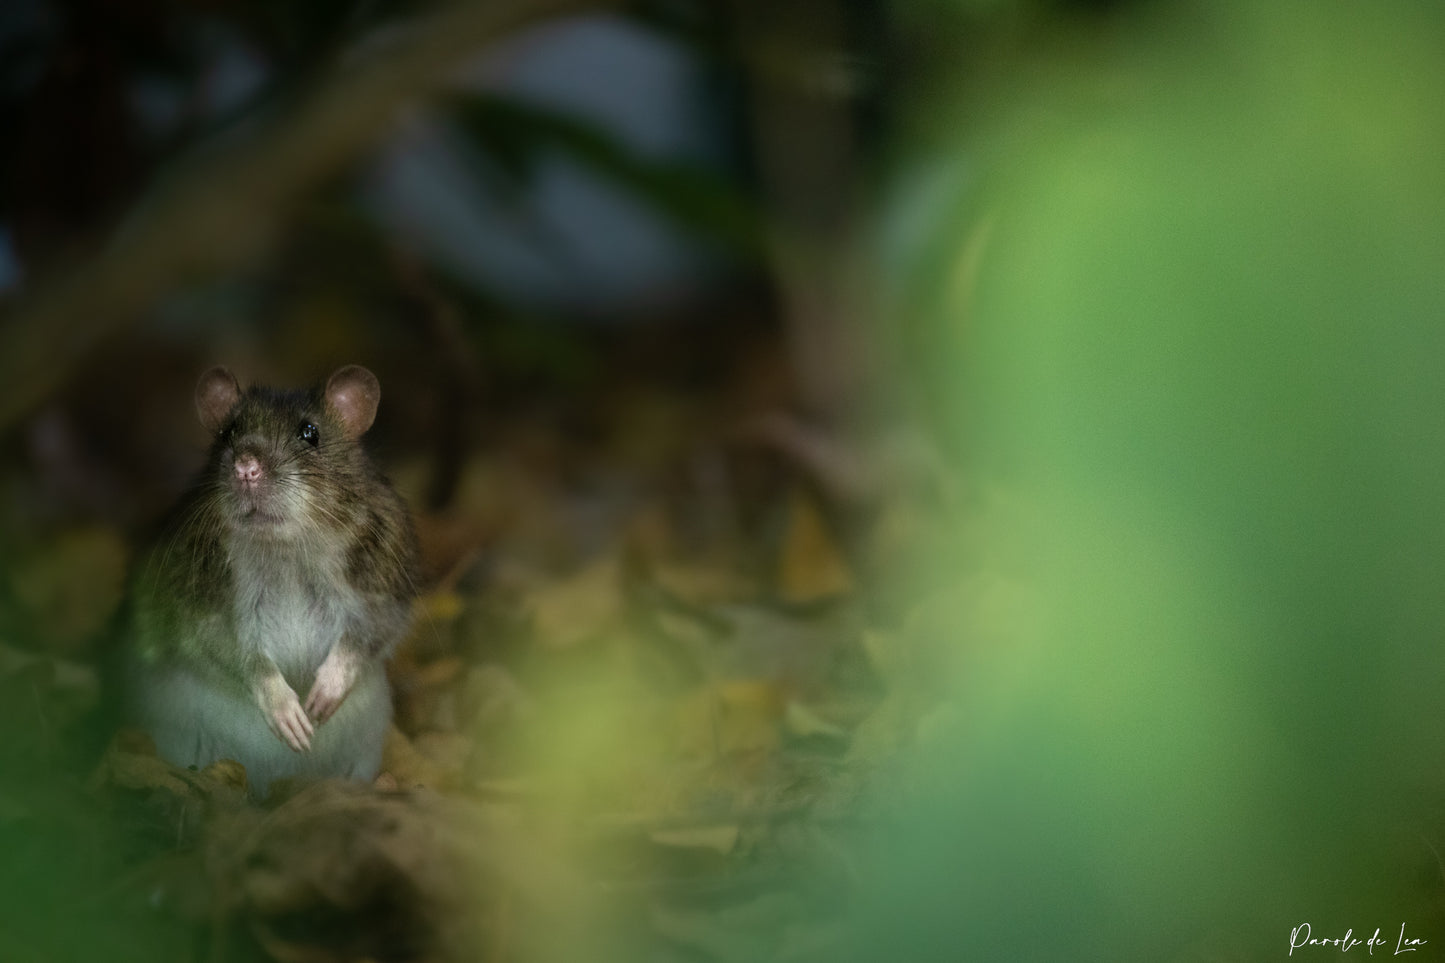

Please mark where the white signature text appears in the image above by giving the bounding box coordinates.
[1290,923,1427,956]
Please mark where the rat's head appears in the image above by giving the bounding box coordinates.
[196,365,381,537]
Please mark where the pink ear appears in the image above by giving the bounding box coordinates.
[196,367,242,433]
[325,365,381,439]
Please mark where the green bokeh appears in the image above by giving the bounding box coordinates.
[863,1,1445,956]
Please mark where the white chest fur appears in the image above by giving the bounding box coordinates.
[229,535,362,684]
[130,529,391,796]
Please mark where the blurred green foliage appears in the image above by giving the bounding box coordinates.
[445,92,764,258]
[863,0,1445,956]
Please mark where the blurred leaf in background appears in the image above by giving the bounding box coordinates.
[362,12,760,318]
[860,0,1445,957]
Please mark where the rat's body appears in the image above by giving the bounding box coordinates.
[124,365,417,796]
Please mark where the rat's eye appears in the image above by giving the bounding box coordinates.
[298,422,320,447]
[220,423,237,445]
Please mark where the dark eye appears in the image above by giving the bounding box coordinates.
[220,423,237,445]
[298,422,319,447]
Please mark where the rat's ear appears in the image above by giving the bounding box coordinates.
[324,365,380,439]
[196,367,242,433]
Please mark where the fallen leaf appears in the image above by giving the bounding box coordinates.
[90,729,250,805]
[381,725,459,791]
[776,488,853,603]
[527,556,625,649]
[676,681,785,759]
[200,758,250,794]
[209,781,594,963]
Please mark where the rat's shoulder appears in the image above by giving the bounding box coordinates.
[338,474,418,601]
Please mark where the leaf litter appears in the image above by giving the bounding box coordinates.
[0,354,961,963]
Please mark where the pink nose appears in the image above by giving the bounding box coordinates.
[234,455,263,484]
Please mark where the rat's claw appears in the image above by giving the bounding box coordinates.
[257,674,313,752]
[304,688,333,723]
[305,646,359,724]
[273,699,314,752]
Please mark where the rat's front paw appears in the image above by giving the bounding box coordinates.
[257,674,313,751]
[305,646,360,724]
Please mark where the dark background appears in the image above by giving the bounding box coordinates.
[6,1,1445,961]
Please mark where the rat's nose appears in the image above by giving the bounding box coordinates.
[234,455,263,485]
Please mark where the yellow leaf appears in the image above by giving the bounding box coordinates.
[776,488,854,603]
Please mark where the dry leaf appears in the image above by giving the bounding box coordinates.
[776,489,853,603]
[91,729,252,807]
[527,556,625,649]
[210,781,594,963]
[381,725,459,791]
[649,561,758,607]
[200,758,251,794]
[92,745,196,798]
[676,681,785,759]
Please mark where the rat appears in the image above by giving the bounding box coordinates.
[122,365,418,796]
